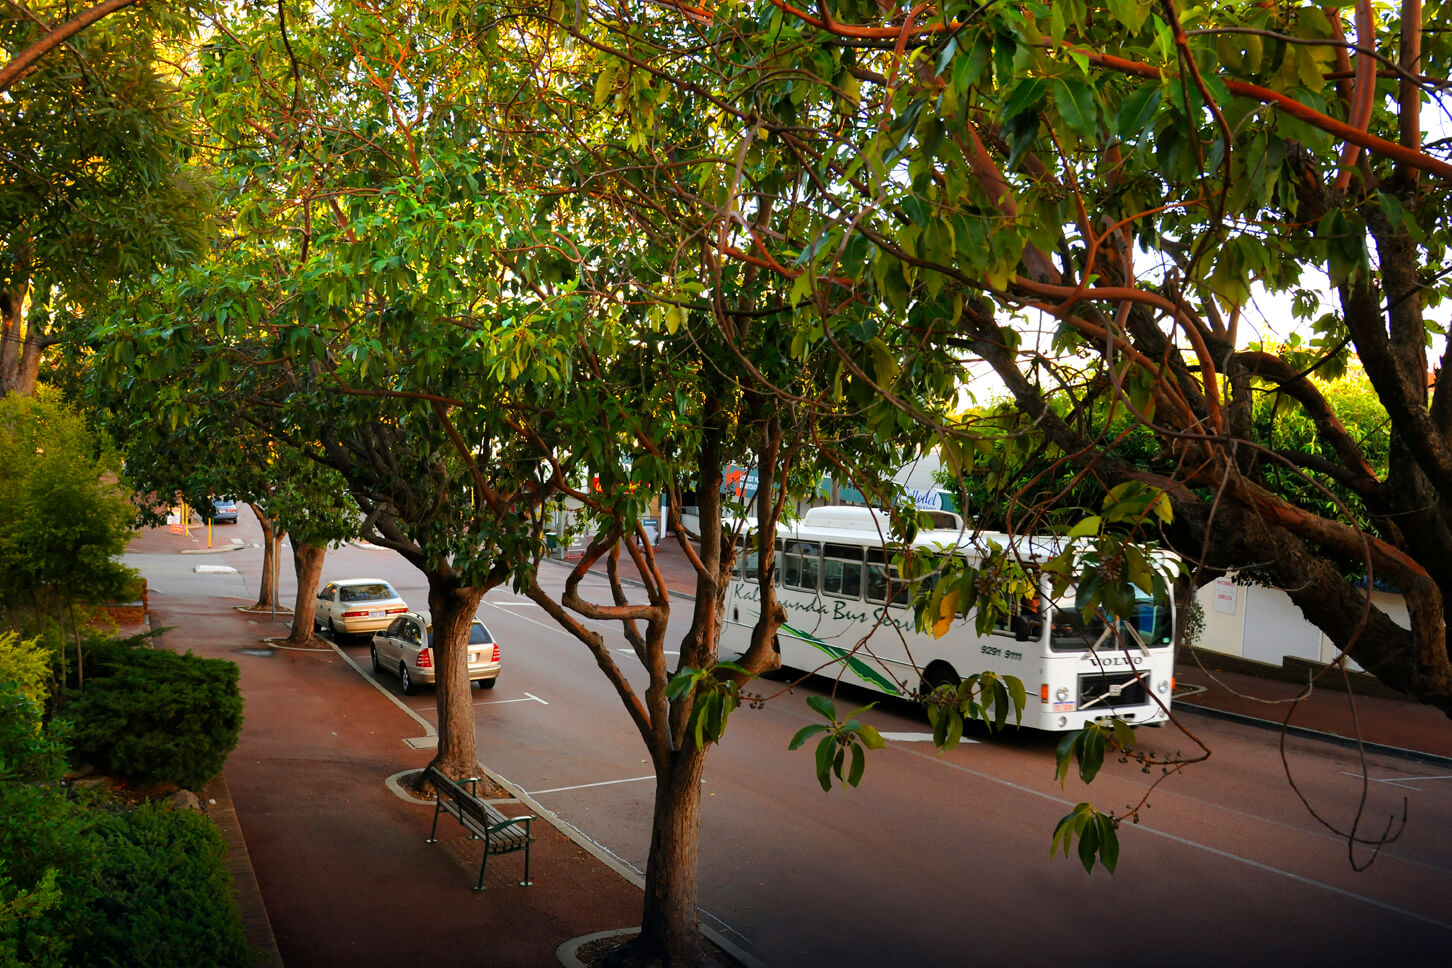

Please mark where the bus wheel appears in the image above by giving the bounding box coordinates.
[921,661,959,696]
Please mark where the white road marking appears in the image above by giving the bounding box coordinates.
[1340,771,1452,790]
[879,731,978,744]
[613,647,679,658]
[528,775,656,796]
[193,564,238,574]
[489,601,542,608]
[474,693,549,707]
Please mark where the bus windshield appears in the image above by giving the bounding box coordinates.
[1049,586,1173,651]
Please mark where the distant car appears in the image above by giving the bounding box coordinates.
[315,579,409,637]
[371,611,501,695]
[209,497,239,524]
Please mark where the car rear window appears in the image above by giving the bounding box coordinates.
[339,584,395,602]
[425,623,495,647]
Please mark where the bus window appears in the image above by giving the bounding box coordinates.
[993,593,1043,641]
[822,543,864,599]
[865,548,910,608]
[782,540,821,592]
[733,538,761,583]
[1130,589,1173,646]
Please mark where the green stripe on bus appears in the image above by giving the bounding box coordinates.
[781,624,900,695]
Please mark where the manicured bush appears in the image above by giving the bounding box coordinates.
[63,639,243,791]
[8,800,254,968]
[1,678,254,967]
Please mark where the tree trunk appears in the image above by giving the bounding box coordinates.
[250,505,281,610]
[0,282,27,395]
[628,745,709,968]
[69,601,84,689]
[285,542,326,643]
[423,576,486,780]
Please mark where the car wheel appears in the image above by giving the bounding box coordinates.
[369,644,381,673]
[479,678,498,690]
[400,664,415,695]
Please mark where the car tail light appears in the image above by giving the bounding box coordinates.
[386,606,407,614]
[418,648,433,669]
[491,645,500,662]
[342,610,369,617]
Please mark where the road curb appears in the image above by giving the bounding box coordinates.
[1176,699,1452,768]
[179,542,248,555]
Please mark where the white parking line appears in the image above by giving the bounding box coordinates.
[879,731,978,744]
[1340,771,1452,790]
[474,693,549,707]
[613,648,679,658]
[528,775,656,796]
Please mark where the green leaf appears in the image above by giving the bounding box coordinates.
[814,736,836,792]
[1095,814,1120,872]
[806,695,837,720]
[847,743,866,787]
[1051,78,1098,139]
[664,667,699,701]
[1077,817,1100,873]
[1000,77,1047,122]
[1078,726,1106,783]
[789,723,830,750]
[1115,85,1161,140]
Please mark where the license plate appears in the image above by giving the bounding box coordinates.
[369,610,384,618]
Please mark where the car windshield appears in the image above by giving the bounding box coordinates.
[426,622,494,647]
[339,584,395,603]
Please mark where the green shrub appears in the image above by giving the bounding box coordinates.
[64,640,243,791]
[12,803,254,967]
[0,680,74,964]
[0,630,54,715]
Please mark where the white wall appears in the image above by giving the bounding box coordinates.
[1193,578,1407,671]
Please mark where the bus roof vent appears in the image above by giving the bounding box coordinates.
[800,505,964,533]
[801,506,890,531]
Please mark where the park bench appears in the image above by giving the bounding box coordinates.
[424,767,535,891]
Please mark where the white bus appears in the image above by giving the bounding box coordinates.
[721,505,1177,731]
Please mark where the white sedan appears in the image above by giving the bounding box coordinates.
[370,611,501,695]
[315,579,409,637]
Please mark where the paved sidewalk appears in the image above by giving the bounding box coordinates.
[130,524,646,968]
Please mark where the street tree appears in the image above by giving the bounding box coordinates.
[553,1,1452,719]
[96,2,595,784]
[0,390,138,685]
[1,2,211,395]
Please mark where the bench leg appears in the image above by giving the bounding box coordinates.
[474,848,489,892]
[521,841,532,887]
[426,800,443,844]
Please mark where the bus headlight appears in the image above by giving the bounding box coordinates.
[1055,687,1070,702]
[1156,679,1171,694]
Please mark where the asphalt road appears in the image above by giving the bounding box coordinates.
[157,512,1452,968]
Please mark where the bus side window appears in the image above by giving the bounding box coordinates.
[783,540,821,592]
[734,537,760,583]
[865,548,909,608]
[822,543,864,599]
